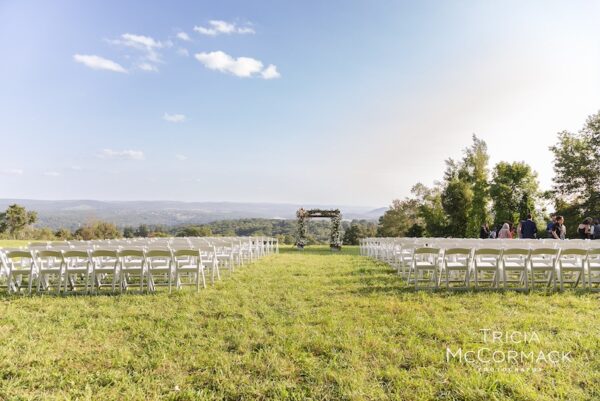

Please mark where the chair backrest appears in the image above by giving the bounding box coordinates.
[444,248,471,256]
[36,250,64,259]
[173,249,200,258]
[530,248,559,256]
[63,250,90,258]
[474,248,501,256]
[91,249,118,258]
[502,248,530,256]
[146,249,172,258]
[413,247,440,255]
[119,249,145,258]
[6,250,34,260]
[559,248,587,256]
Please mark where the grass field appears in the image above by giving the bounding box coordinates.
[1,244,599,400]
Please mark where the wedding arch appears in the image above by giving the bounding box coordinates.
[295,208,342,250]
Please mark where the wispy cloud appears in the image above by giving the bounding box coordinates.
[43,171,60,177]
[73,54,127,73]
[0,168,24,176]
[99,149,145,160]
[175,154,188,161]
[195,51,280,79]
[163,113,186,123]
[176,32,191,41]
[261,64,281,80]
[138,62,158,72]
[176,48,189,57]
[193,20,255,36]
[109,33,165,71]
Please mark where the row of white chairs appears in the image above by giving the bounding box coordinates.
[0,236,278,295]
[360,238,600,291]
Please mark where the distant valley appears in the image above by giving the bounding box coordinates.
[0,199,387,229]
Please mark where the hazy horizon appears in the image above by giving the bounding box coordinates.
[2,1,600,205]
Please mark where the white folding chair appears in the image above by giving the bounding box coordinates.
[90,249,120,293]
[173,249,206,292]
[62,250,92,293]
[501,249,530,291]
[35,250,65,293]
[3,250,38,294]
[473,248,501,289]
[587,249,600,290]
[145,249,174,293]
[408,247,441,290]
[441,248,472,289]
[529,248,559,290]
[119,249,146,292]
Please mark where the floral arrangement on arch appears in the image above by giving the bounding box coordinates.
[295,208,343,250]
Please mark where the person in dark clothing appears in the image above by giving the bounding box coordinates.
[594,219,600,240]
[546,215,556,238]
[520,214,538,239]
[480,223,490,239]
[551,216,565,240]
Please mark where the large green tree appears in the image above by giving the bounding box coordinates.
[377,198,421,237]
[489,161,540,227]
[440,135,490,238]
[412,183,448,237]
[0,204,38,239]
[463,136,491,237]
[550,111,600,218]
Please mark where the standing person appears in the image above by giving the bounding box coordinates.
[578,218,594,239]
[498,223,512,239]
[520,213,538,239]
[551,216,565,240]
[594,219,600,240]
[546,215,556,238]
[480,223,490,239]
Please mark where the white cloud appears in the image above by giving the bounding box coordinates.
[163,113,186,123]
[109,33,164,70]
[73,54,127,73]
[43,171,60,177]
[175,154,188,161]
[176,48,189,57]
[99,149,145,160]
[261,64,281,80]
[193,20,255,36]
[176,32,191,41]
[0,168,23,176]
[70,165,83,171]
[195,51,280,79]
[138,62,158,72]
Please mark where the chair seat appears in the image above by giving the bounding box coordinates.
[531,263,554,269]
[476,262,497,269]
[415,262,436,268]
[560,262,584,269]
[504,262,526,269]
[446,262,468,268]
[177,265,204,271]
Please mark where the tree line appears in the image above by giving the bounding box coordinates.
[0,205,376,246]
[378,111,600,239]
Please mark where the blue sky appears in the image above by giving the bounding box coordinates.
[1,1,599,206]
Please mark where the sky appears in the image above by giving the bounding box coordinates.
[1,0,599,207]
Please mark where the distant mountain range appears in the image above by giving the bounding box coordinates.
[0,199,387,229]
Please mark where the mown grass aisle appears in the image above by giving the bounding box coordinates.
[1,246,599,400]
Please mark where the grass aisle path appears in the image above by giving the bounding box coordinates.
[1,246,599,400]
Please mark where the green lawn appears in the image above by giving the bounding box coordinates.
[1,245,599,400]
